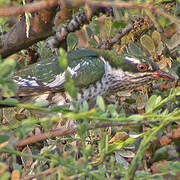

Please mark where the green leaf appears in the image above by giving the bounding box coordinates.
[140,35,155,54]
[0,172,10,180]
[58,48,68,70]
[108,138,135,154]
[128,114,144,121]
[0,135,9,143]
[3,98,19,105]
[0,58,16,78]
[96,96,105,112]
[152,31,161,48]
[158,16,166,28]
[152,146,167,162]
[64,77,78,99]
[104,17,112,39]
[136,93,148,110]
[128,42,143,56]
[107,104,119,118]
[81,101,89,112]
[169,161,180,171]
[157,165,168,173]
[145,95,162,113]
[175,87,180,95]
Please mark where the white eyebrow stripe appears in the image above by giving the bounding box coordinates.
[125,56,141,64]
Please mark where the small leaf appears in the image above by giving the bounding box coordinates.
[175,87,180,95]
[140,34,155,54]
[136,93,148,110]
[21,146,33,169]
[3,98,19,105]
[145,95,162,113]
[64,78,78,99]
[128,42,143,56]
[159,16,166,28]
[0,135,9,144]
[59,48,68,70]
[109,132,129,143]
[169,161,180,171]
[152,146,167,162]
[0,58,16,78]
[156,42,164,55]
[107,104,119,118]
[96,96,105,112]
[104,17,112,39]
[167,31,180,50]
[81,101,89,112]
[128,114,144,121]
[157,165,169,173]
[152,31,161,48]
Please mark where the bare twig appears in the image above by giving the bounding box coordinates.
[22,167,61,180]
[1,0,179,57]
[0,0,58,17]
[50,6,112,48]
[1,0,179,26]
[0,2,111,58]
[15,122,137,147]
[98,24,133,49]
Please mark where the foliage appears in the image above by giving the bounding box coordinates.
[0,0,180,180]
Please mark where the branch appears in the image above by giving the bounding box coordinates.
[98,24,133,49]
[0,2,112,58]
[48,6,113,48]
[15,122,137,147]
[0,5,58,58]
[0,0,150,17]
[0,20,53,58]
[0,0,58,17]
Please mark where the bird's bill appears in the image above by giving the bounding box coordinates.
[153,70,175,80]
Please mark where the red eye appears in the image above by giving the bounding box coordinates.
[137,63,148,72]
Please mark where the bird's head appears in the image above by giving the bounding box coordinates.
[105,54,175,93]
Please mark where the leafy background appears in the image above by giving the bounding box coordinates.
[0,0,180,179]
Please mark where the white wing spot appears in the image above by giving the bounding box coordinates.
[67,63,81,77]
[14,77,39,87]
[46,72,66,88]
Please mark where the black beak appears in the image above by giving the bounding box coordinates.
[155,70,175,80]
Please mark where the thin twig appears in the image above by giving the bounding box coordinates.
[98,24,133,49]
[0,0,58,17]
[22,167,61,180]
[1,0,179,27]
[15,122,137,147]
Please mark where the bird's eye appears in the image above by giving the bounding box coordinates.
[137,63,148,72]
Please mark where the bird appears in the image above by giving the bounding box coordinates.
[6,49,174,108]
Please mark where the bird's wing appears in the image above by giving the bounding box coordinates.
[67,54,105,88]
[14,50,105,96]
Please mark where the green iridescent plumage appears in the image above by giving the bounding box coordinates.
[12,49,174,106]
[14,49,105,90]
